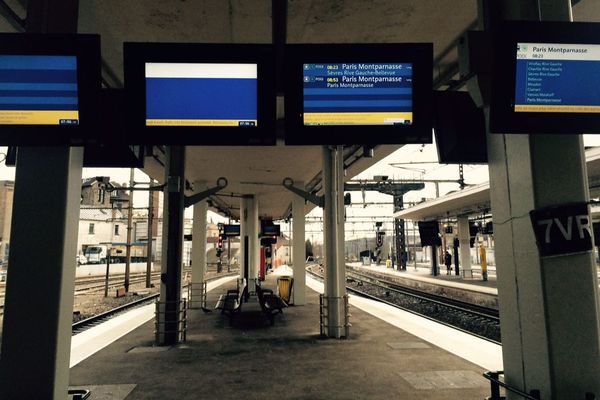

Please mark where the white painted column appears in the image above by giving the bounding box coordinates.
[240,196,251,281]
[457,216,472,278]
[251,199,259,282]
[190,199,207,308]
[292,181,306,305]
[485,2,600,398]
[0,147,83,399]
[240,195,259,293]
[322,146,347,338]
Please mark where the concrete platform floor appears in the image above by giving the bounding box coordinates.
[69,275,493,399]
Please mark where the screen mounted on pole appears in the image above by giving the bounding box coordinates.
[285,44,433,145]
[418,220,441,247]
[302,63,414,127]
[514,43,600,113]
[0,33,101,145]
[0,55,79,126]
[490,21,600,134]
[145,63,258,127]
[124,43,275,145]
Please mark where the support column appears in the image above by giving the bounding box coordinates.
[457,216,472,277]
[485,2,600,398]
[0,1,82,398]
[146,184,156,288]
[240,195,258,287]
[453,237,460,276]
[393,194,407,270]
[322,146,347,338]
[0,148,83,399]
[430,245,439,276]
[292,181,306,305]
[190,198,207,308]
[242,196,258,294]
[251,199,259,283]
[124,168,134,292]
[240,197,249,281]
[158,146,185,345]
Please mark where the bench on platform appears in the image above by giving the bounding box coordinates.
[215,278,247,324]
[256,283,287,325]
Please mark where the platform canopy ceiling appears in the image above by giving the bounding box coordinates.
[394,147,600,221]
[2,1,599,220]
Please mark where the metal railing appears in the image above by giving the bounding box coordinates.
[68,389,91,400]
[319,294,351,338]
[483,371,596,400]
[155,299,187,345]
[187,281,207,309]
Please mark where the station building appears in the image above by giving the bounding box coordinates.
[0,1,599,399]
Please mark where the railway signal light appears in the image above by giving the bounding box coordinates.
[344,192,351,205]
[376,231,385,247]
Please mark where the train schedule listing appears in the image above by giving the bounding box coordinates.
[515,43,600,113]
[302,63,413,126]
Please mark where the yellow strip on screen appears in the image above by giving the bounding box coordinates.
[304,112,413,125]
[146,119,257,127]
[0,110,79,125]
[515,105,600,113]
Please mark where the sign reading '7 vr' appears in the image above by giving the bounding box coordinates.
[530,202,593,257]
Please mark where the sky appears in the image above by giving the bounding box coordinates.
[305,137,490,242]
[305,134,600,243]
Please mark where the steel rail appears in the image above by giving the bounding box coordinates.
[306,267,500,345]
[71,272,239,335]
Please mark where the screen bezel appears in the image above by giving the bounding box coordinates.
[433,91,487,164]
[0,33,100,145]
[418,220,441,247]
[123,42,276,145]
[261,224,280,236]
[223,224,241,237]
[284,43,433,145]
[490,21,600,134]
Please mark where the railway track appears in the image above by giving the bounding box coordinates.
[0,267,233,317]
[0,272,162,315]
[74,272,162,294]
[307,266,501,344]
[71,271,239,335]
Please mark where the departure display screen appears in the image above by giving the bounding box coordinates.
[145,63,257,127]
[302,63,413,126]
[515,42,600,113]
[0,55,79,125]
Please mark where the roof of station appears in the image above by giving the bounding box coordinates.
[395,147,600,221]
[83,1,600,221]
[142,144,402,220]
[3,1,598,220]
[79,0,480,221]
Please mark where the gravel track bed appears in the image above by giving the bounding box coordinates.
[346,277,501,342]
[72,269,238,323]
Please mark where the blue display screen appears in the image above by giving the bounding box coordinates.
[302,63,413,126]
[0,55,79,125]
[514,43,600,113]
[145,63,257,127]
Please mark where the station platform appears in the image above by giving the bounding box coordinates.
[347,262,498,309]
[350,262,497,291]
[69,268,502,399]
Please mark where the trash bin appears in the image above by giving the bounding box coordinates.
[277,276,294,304]
[386,259,391,268]
[362,256,370,266]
